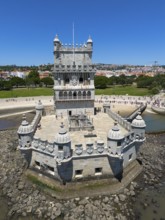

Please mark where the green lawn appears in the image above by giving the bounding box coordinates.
[0,88,53,98]
[96,85,152,96]
[0,85,151,98]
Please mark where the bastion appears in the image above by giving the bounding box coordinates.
[17,34,146,197]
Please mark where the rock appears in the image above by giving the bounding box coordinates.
[94,200,100,207]
[103,196,109,203]
[8,208,15,217]
[123,188,129,195]
[79,198,89,205]
[26,205,33,213]
[118,194,126,202]
[17,182,24,190]
[130,190,135,196]
[35,208,42,218]
[114,195,119,204]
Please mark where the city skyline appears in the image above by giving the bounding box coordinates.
[0,0,165,66]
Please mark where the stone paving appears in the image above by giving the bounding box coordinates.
[35,112,127,150]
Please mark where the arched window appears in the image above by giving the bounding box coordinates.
[65,78,69,84]
[63,91,67,99]
[87,91,91,99]
[78,91,81,99]
[59,91,63,99]
[69,91,72,100]
[83,91,86,99]
[79,77,83,83]
[73,91,77,99]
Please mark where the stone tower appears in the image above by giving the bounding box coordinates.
[53,35,96,116]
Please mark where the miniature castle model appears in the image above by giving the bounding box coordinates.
[18,35,146,184]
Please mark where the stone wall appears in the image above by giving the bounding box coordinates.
[106,108,132,131]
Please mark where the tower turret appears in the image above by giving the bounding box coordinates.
[107,122,124,155]
[35,100,44,116]
[54,122,71,160]
[17,114,33,166]
[53,34,61,49]
[131,113,146,139]
[87,35,93,49]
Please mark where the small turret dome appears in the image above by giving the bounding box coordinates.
[97,139,104,145]
[35,100,44,111]
[108,122,124,140]
[55,123,71,144]
[131,114,146,128]
[87,35,93,43]
[54,34,60,42]
[17,114,32,134]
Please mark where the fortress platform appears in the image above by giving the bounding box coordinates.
[34,112,128,150]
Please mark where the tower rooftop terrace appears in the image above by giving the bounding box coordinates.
[34,112,128,150]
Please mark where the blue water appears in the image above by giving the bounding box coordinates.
[0,118,16,130]
[143,112,165,133]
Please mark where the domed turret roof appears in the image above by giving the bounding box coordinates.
[55,123,71,144]
[35,100,44,111]
[17,114,32,134]
[131,114,146,128]
[108,122,124,140]
[87,35,93,43]
[54,34,60,42]
[97,139,104,145]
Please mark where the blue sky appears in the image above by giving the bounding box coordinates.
[0,0,165,66]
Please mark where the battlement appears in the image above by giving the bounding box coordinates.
[54,64,96,72]
[30,125,145,157]
[54,44,92,52]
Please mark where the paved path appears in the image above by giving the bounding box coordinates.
[0,95,157,117]
[0,96,53,110]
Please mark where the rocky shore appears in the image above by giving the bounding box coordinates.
[0,129,165,220]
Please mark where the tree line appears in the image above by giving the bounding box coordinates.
[94,74,165,94]
[1,70,165,95]
[0,70,54,90]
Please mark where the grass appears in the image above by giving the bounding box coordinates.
[27,173,63,192]
[96,85,152,96]
[0,85,152,98]
[0,87,53,98]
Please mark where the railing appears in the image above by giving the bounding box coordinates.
[106,108,132,131]
[31,112,41,133]
[125,103,147,122]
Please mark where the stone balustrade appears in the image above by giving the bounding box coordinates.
[106,108,132,131]
[30,112,41,133]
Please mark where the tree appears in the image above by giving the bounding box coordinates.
[151,87,159,94]
[136,75,154,88]
[3,81,12,90]
[94,76,107,89]
[0,79,4,90]
[10,76,25,87]
[41,77,54,87]
[118,74,127,86]
[27,70,40,87]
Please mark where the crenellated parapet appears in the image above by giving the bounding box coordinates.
[54,64,96,73]
[73,140,107,157]
[32,137,55,155]
[53,35,93,66]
